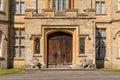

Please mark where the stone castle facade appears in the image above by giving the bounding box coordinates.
[0,0,120,69]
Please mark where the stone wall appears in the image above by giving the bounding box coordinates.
[0,0,9,69]
[0,22,9,69]
[11,0,120,69]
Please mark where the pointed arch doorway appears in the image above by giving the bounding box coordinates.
[47,32,72,68]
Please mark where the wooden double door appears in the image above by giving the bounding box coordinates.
[47,32,72,68]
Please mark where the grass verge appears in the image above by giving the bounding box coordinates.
[99,68,120,72]
[0,68,22,75]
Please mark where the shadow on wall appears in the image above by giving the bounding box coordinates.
[8,0,16,69]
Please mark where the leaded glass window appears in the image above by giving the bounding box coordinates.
[96,1,100,14]
[53,0,56,9]
[20,29,25,37]
[14,47,18,57]
[15,1,24,14]
[20,38,25,46]
[96,28,106,59]
[58,0,62,10]
[14,28,25,58]
[14,29,19,37]
[80,38,85,54]
[52,0,66,10]
[14,38,19,46]
[101,2,105,14]
[101,29,106,37]
[15,2,19,14]
[96,1,105,14]
[63,0,66,9]
[20,47,24,57]
[34,38,40,54]
[20,2,24,14]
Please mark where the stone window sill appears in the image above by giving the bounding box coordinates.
[96,59,104,60]
[116,11,120,13]
[95,14,107,16]
[14,13,25,16]
[14,57,25,60]
[0,11,5,14]
[96,58,108,61]
[116,57,120,59]
[78,54,87,57]
[33,54,42,57]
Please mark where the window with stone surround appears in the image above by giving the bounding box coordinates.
[34,38,40,54]
[14,28,25,58]
[96,1,105,14]
[15,2,19,14]
[32,36,41,56]
[15,1,24,14]
[96,28,106,60]
[48,0,73,10]
[0,0,2,10]
[79,38,85,54]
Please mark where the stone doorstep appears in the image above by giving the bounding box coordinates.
[23,68,97,72]
[40,68,97,71]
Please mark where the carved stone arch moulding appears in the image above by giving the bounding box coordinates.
[113,30,120,39]
[41,25,80,37]
[45,28,75,36]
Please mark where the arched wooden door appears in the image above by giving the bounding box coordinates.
[47,32,72,68]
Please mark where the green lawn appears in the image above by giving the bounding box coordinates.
[0,68,22,75]
[99,68,120,72]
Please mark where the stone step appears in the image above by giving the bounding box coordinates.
[41,68,97,71]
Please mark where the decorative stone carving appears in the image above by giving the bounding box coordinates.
[25,58,41,69]
[80,58,94,69]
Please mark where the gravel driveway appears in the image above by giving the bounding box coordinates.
[0,70,120,80]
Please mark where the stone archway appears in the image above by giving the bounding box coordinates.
[47,32,73,68]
